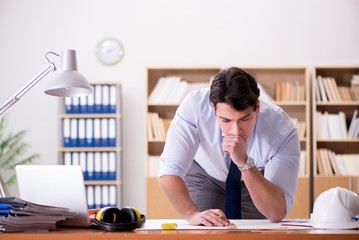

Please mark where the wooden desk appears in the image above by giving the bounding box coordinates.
[1,227,358,240]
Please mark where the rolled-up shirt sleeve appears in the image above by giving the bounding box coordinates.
[263,128,300,214]
[158,94,200,179]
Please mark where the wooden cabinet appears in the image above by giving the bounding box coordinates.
[145,67,310,219]
[312,66,359,201]
[59,82,122,209]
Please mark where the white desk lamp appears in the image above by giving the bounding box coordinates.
[0,49,93,197]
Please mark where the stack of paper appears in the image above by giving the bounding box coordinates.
[0,197,77,232]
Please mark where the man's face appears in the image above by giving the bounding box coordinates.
[214,101,259,142]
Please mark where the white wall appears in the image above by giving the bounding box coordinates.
[0,0,358,213]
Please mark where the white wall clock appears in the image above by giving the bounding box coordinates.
[96,38,124,65]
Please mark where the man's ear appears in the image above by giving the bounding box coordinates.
[256,100,260,113]
[213,105,216,115]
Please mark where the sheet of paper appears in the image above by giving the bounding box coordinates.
[136,219,313,231]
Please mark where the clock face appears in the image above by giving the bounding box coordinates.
[96,38,124,65]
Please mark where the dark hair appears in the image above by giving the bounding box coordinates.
[209,67,260,111]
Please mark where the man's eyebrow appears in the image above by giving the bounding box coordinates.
[239,112,252,120]
[219,116,230,121]
[218,112,252,121]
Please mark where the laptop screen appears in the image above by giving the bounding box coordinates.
[15,165,91,227]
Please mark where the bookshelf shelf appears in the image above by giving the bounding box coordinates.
[59,147,122,152]
[59,114,122,118]
[145,66,310,219]
[84,180,122,185]
[58,82,123,210]
[312,66,359,198]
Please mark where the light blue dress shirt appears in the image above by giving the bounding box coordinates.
[159,87,300,213]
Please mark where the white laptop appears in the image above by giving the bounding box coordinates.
[16,165,91,227]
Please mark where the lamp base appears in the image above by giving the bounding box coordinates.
[0,174,10,197]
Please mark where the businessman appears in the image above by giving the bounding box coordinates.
[158,67,300,227]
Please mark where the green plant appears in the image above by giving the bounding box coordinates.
[0,115,40,185]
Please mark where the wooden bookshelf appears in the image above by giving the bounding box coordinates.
[312,66,359,201]
[241,67,310,219]
[145,67,311,219]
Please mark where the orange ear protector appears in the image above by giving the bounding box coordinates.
[93,206,146,231]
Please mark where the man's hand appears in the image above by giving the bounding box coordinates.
[221,135,248,166]
[187,209,230,227]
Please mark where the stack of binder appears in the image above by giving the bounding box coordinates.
[63,118,117,148]
[61,83,121,209]
[0,197,76,232]
[64,84,118,114]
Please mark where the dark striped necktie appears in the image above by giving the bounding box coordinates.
[224,159,242,219]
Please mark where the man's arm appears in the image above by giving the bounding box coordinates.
[222,135,287,222]
[241,166,286,222]
[158,175,230,227]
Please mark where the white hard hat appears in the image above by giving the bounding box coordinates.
[311,187,359,229]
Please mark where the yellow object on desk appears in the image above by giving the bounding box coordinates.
[161,223,178,229]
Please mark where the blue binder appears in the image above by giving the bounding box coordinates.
[94,152,102,180]
[101,119,109,147]
[87,89,95,114]
[79,96,88,114]
[72,97,80,114]
[108,118,116,147]
[70,118,78,147]
[101,152,109,180]
[64,98,72,114]
[102,85,110,113]
[85,118,94,147]
[94,85,103,114]
[87,152,95,181]
[63,118,71,147]
[78,119,86,147]
[108,152,116,180]
[109,85,117,113]
[93,119,101,147]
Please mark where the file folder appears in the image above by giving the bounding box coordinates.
[109,85,117,113]
[101,118,109,147]
[79,152,87,180]
[85,118,94,147]
[72,97,80,114]
[64,152,72,165]
[101,185,109,207]
[101,152,109,180]
[94,185,102,209]
[87,89,95,113]
[109,118,116,147]
[79,95,88,114]
[94,85,103,113]
[93,119,101,147]
[87,152,95,181]
[86,185,95,209]
[109,152,116,180]
[109,185,117,207]
[72,152,79,166]
[63,118,71,147]
[94,152,102,180]
[64,98,72,114]
[78,119,86,147]
[70,118,78,147]
[102,85,110,113]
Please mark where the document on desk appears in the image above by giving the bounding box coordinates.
[136,219,313,230]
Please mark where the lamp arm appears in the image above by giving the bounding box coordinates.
[0,63,56,116]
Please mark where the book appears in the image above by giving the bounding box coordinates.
[348,109,358,138]
[317,76,328,102]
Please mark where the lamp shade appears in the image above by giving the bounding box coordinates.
[45,50,93,97]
